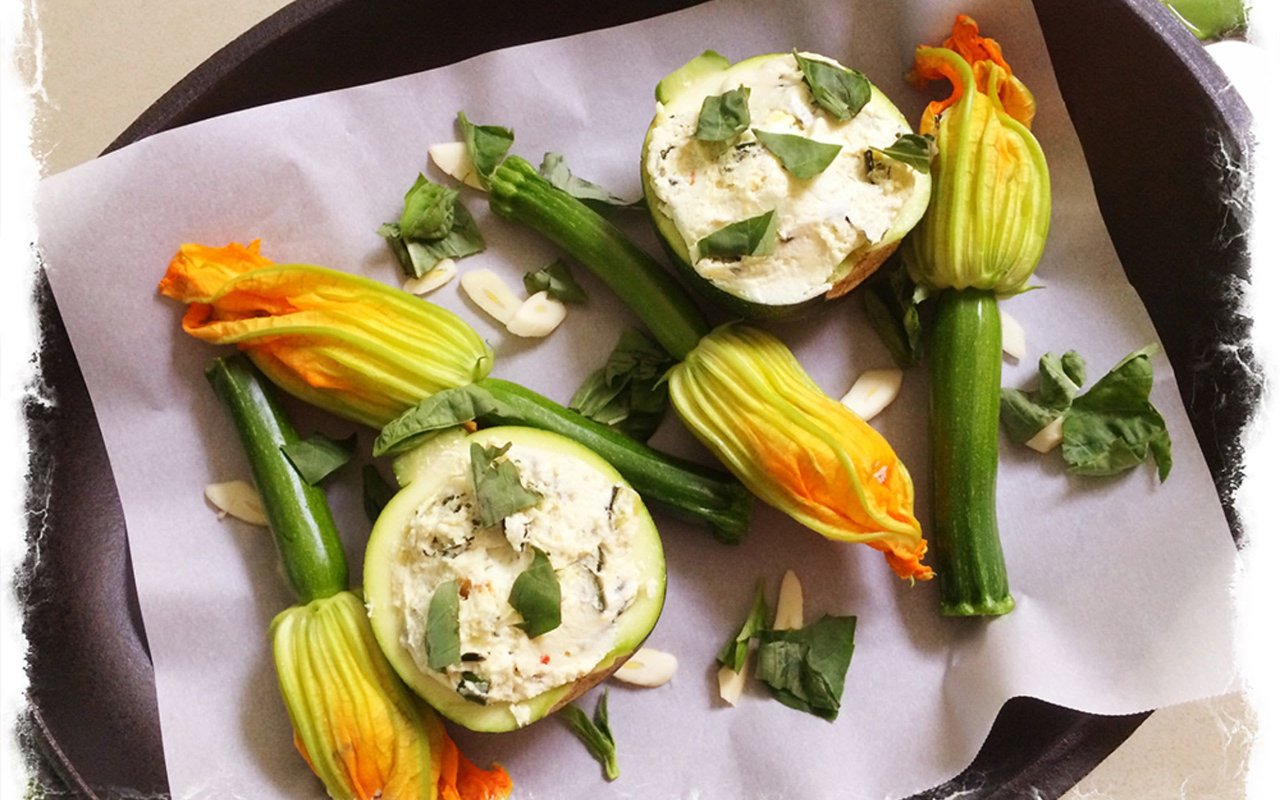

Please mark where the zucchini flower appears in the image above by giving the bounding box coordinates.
[159,241,494,428]
[905,14,1050,294]
[273,591,512,800]
[668,324,931,581]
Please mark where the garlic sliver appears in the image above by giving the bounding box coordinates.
[718,663,749,706]
[773,570,804,631]
[1026,415,1065,454]
[460,269,522,324]
[1001,310,1026,361]
[506,291,567,338]
[205,480,268,526]
[839,369,903,421]
[403,258,457,295]
[613,647,678,688]
[428,141,485,190]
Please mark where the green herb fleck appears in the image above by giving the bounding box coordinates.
[696,210,777,261]
[755,614,857,720]
[457,671,490,704]
[361,464,397,524]
[456,111,514,187]
[569,328,675,441]
[717,581,771,672]
[1000,351,1086,444]
[280,433,355,486]
[1062,346,1172,481]
[374,385,506,456]
[869,133,935,173]
[794,51,870,121]
[538,152,640,213]
[508,547,562,638]
[399,175,458,240]
[559,690,619,781]
[751,129,842,179]
[695,86,752,142]
[426,580,462,670]
[524,259,588,304]
[470,442,542,528]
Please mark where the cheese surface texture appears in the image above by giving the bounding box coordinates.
[645,52,922,304]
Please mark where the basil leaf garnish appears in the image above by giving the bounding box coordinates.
[559,690,619,781]
[751,129,842,179]
[570,328,675,441]
[794,51,870,121]
[538,152,640,213]
[426,580,462,670]
[696,210,778,261]
[378,197,485,278]
[399,174,458,240]
[870,133,935,173]
[524,259,588,304]
[1000,351,1086,444]
[755,614,857,720]
[695,86,751,142]
[863,255,928,369]
[374,385,506,456]
[717,581,770,672]
[280,433,355,486]
[1062,346,1172,481]
[470,442,542,528]
[508,546,562,638]
[456,111,513,188]
[361,464,397,524]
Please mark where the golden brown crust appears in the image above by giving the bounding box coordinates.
[825,240,901,299]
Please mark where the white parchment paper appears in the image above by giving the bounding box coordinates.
[35,0,1239,797]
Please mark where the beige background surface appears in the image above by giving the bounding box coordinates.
[21,0,1251,796]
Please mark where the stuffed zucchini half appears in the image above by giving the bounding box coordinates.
[366,426,665,732]
[641,51,932,319]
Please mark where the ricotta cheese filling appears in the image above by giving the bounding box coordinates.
[389,440,651,709]
[645,52,921,304]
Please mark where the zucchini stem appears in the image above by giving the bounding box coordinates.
[207,355,349,603]
[488,156,709,360]
[477,378,751,543]
[928,289,1013,616]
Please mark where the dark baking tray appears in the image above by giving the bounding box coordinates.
[23,0,1254,796]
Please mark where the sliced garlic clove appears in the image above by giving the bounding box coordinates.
[773,570,804,631]
[613,647,678,688]
[428,141,486,190]
[403,258,457,295]
[460,269,523,324]
[1026,415,1065,454]
[1001,310,1026,361]
[840,368,903,422]
[205,480,268,526]
[718,663,749,706]
[506,291,568,338]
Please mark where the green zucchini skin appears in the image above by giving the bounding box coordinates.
[928,290,1014,616]
[476,378,751,543]
[206,354,348,603]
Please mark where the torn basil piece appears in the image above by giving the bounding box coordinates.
[378,197,485,279]
[863,255,927,368]
[794,51,870,121]
[869,133,935,174]
[755,614,857,720]
[373,385,506,456]
[399,175,458,240]
[456,111,514,187]
[456,671,490,704]
[695,86,751,142]
[280,432,356,486]
[1062,346,1172,481]
[717,580,770,672]
[696,210,777,261]
[508,546,562,638]
[1000,351,1086,444]
[361,464,397,524]
[426,580,462,670]
[559,690,619,781]
[524,258,588,304]
[538,152,639,213]
[469,442,542,528]
[569,328,675,441]
[752,129,842,179]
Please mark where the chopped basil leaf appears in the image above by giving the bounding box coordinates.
[717,581,770,672]
[559,690,619,781]
[508,546,562,638]
[456,111,513,187]
[1063,346,1172,481]
[457,671,490,704]
[863,255,927,368]
[752,129,842,179]
[569,328,675,441]
[378,198,485,279]
[470,442,542,528]
[695,86,751,142]
[280,433,355,486]
[538,152,640,213]
[794,51,870,121]
[1000,351,1086,444]
[755,614,857,721]
[524,259,588,304]
[399,174,458,240]
[696,210,778,261]
[373,385,505,456]
[361,464,397,524]
[426,580,462,670]
[869,133,935,173]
